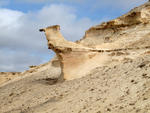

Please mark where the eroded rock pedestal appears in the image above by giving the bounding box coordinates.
[59,51,110,80]
[40,25,108,80]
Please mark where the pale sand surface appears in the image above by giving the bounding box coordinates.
[0,54,150,113]
[0,72,21,86]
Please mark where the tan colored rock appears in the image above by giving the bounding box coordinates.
[40,25,103,80]
[39,25,87,51]
[40,25,124,80]
[40,4,150,80]
[78,2,150,49]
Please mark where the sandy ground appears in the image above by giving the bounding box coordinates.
[0,72,21,86]
[0,54,150,113]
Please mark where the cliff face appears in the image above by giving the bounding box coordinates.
[0,1,150,113]
[79,2,150,49]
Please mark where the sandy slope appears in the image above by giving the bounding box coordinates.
[0,54,150,113]
[0,72,21,86]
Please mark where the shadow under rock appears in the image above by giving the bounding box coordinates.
[34,76,65,85]
[35,78,59,85]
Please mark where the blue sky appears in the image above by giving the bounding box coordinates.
[0,0,147,72]
[3,0,147,20]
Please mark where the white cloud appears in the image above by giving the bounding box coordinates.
[0,0,9,6]
[0,49,45,72]
[0,4,98,72]
[0,9,23,31]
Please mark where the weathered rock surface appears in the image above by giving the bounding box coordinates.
[0,1,150,113]
[40,2,150,80]
[78,2,150,48]
[40,25,96,80]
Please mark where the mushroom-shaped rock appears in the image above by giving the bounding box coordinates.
[40,25,109,80]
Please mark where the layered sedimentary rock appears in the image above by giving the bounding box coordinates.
[78,2,150,49]
[40,2,150,80]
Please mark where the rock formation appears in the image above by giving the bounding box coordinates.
[40,25,106,80]
[40,1,150,80]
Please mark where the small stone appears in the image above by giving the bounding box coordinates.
[129,103,135,106]
[107,108,111,111]
[143,97,148,100]
[119,106,124,109]
[9,93,14,96]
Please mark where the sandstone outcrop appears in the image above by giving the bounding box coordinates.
[40,25,104,80]
[78,2,150,48]
[40,1,150,80]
